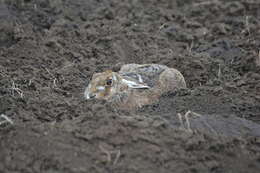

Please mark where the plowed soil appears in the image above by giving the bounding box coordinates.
[1,0,260,172]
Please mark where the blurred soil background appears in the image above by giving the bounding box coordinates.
[0,0,260,172]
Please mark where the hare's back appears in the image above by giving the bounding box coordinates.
[119,64,168,88]
[120,64,186,89]
[159,68,187,90]
[120,64,167,74]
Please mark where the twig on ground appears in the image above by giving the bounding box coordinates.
[113,150,121,165]
[256,50,260,66]
[218,64,222,79]
[45,67,59,88]
[193,0,219,7]
[53,78,58,88]
[10,80,24,98]
[187,40,194,55]
[177,110,202,132]
[28,79,33,86]
[99,144,121,165]
[184,110,192,132]
[177,110,218,135]
[0,114,14,126]
[159,23,167,30]
[246,16,250,35]
[99,144,112,163]
[177,113,185,129]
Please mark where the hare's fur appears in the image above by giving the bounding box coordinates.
[85,64,186,110]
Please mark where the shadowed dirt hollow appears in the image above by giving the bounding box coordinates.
[1,0,260,172]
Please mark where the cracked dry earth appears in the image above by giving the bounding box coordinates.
[0,0,260,173]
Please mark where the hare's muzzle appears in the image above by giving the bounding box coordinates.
[85,92,96,99]
[87,93,96,99]
[84,87,96,99]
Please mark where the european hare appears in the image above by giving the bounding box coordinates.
[84,64,186,110]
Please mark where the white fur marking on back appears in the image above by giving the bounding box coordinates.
[122,79,149,89]
[137,74,143,83]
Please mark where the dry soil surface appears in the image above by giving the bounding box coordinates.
[1,0,260,173]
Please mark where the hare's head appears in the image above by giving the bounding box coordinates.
[84,70,150,100]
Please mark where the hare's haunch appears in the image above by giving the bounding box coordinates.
[84,64,186,109]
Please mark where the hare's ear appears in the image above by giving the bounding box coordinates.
[112,73,117,81]
[122,79,150,89]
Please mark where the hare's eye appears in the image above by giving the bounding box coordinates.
[106,79,112,86]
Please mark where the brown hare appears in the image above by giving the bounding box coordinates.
[84,64,186,110]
